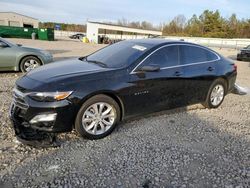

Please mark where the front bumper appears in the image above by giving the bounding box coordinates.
[237,53,250,61]
[9,91,77,145]
[237,53,243,59]
[10,113,58,147]
[9,99,75,132]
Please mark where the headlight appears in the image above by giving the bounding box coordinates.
[28,91,73,102]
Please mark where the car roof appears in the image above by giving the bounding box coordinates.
[124,38,219,57]
[126,38,197,47]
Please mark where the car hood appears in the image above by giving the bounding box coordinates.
[240,48,250,52]
[19,46,43,52]
[25,58,111,83]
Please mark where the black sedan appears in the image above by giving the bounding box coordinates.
[10,39,237,143]
[237,45,250,61]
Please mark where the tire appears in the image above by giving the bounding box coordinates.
[20,56,42,73]
[75,94,121,139]
[203,78,227,109]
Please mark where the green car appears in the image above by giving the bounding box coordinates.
[0,37,53,72]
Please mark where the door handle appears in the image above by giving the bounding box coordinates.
[207,67,215,71]
[174,71,183,76]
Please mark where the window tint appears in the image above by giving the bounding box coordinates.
[180,45,218,65]
[0,41,7,46]
[87,41,153,68]
[141,45,179,68]
[0,38,15,46]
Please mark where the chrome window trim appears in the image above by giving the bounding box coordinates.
[130,43,221,74]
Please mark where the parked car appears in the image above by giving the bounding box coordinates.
[10,39,237,144]
[69,33,85,40]
[237,45,250,61]
[0,37,53,72]
[99,35,123,44]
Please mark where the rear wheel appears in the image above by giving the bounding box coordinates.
[20,56,41,72]
[75,95,120,139]
[203,78,227,108]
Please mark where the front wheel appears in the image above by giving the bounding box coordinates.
[75,95,120,139]
[203,79,227,109]
[20,56,41,73]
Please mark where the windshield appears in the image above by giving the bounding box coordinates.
[85,41,153,68]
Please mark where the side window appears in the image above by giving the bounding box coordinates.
[141,45,179,68]
[180,45,218,65]
[0,40,8,47]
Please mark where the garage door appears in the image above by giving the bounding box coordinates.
[9,21,20,27]
[0,20,5,26]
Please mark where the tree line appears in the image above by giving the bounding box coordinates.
[163,10,250,38]
[39,22,86,32]
[39,10,250,38]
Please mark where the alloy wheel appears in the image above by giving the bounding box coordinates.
[82,102,116,135]
[210,84,224,106]
[24,59,40,72]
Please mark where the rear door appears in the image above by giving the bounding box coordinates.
[179,45,219,104]
[126,45,186,116]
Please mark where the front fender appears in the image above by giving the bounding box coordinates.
[16,53,45,71]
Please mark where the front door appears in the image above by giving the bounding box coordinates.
[125,45,186,117]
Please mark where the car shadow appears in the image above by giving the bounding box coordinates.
[1,103,249,187]
[227,55,237,61]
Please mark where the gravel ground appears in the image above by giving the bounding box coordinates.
[0,38,249,188]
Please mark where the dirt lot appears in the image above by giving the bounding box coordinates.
[0,38,249,187]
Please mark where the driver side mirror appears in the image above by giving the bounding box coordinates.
[139,65,160,72]
[0,42,9,48]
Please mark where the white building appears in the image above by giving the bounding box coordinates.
[87,21,162,43]
[0,12,39,28]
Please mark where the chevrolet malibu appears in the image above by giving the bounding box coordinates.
[0,37,53,72]
[10,39,237,143]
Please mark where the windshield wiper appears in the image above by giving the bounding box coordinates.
[87,60,108,68]
[79,56,87,61]
[80,56,108,68]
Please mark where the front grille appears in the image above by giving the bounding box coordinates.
[12,88,29,110]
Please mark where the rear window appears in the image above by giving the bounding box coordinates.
[180,45,218,65]
[87,41,153,68]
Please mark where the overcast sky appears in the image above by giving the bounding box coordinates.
[0,0,249,25]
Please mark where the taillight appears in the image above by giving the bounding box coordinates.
[233,64,237,72]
